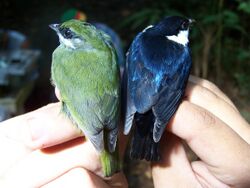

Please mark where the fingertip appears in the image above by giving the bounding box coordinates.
[167,101,217,142]
[105,172,128,188]
[55,87,61,101]
[188,75,237,110]
[26,103,83,149]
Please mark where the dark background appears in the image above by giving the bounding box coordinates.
[1,0,250,187]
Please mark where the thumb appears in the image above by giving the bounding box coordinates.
[0,103,83,150]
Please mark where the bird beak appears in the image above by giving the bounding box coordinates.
[49,24,60,32]
[188,19,196,26]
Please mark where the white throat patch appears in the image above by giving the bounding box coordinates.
[58,34,76,49]
[166,30,189,46]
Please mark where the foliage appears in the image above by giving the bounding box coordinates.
[121,0,250,95]
[238,0,250,14]
[234,73,250,95]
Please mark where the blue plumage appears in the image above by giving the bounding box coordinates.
[124,16,193,161]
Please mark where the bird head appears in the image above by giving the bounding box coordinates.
[49,19,107,50]
[153,16,195,46]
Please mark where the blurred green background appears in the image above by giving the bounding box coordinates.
[0,0,249,187]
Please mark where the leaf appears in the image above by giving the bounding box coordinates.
[234,72,250,91]
[148,13,160,25]
[163,9,184,17]
[222,10,247,34]
[200,14,219,25]
[238,1,250,14]
[119,8,159,29]
[237,49,250,62]
[222,10,240,25]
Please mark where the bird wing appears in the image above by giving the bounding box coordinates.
[62,92,119,153]
[124,32,154,134]
[127,33,159,113]
[143,35,192,142]
[124,32,161,134]
[87,91,120,153]
[52,46,120,153]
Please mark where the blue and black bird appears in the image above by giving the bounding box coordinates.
[124,16,194,161]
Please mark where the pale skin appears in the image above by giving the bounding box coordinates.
[0,75,249,187]
[0,101,127,187]
[152,75,250,188]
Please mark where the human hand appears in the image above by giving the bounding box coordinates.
[0,103,127,188]
[152,75,250,188]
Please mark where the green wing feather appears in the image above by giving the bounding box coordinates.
[52,44,120,153]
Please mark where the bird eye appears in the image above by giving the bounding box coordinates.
[181,21,189,30]
[63,28,73,39]
[83,22,91,26]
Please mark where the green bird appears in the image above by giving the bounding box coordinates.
[49,19,121,177]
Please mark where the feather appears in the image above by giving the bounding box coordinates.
[125,16,192,161]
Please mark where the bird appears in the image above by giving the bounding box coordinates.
[60,8,125,75]
[50,19,121,176]
[124,16,194,161]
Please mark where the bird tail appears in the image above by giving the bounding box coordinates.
[130,111,161,161]
[100,133,121,177]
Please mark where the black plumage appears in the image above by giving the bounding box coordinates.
[124,16,193,161]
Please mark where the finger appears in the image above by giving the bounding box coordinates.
[104,171,128,188]
[0,103,82,176]
[55,87,61,101]
[185,82,250,143]
[168,101,250,184]
[42,168,110,188]
[188,75,236,109]
[0,103,82,150]
[152,132,200,188]
[2,138,101,188]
